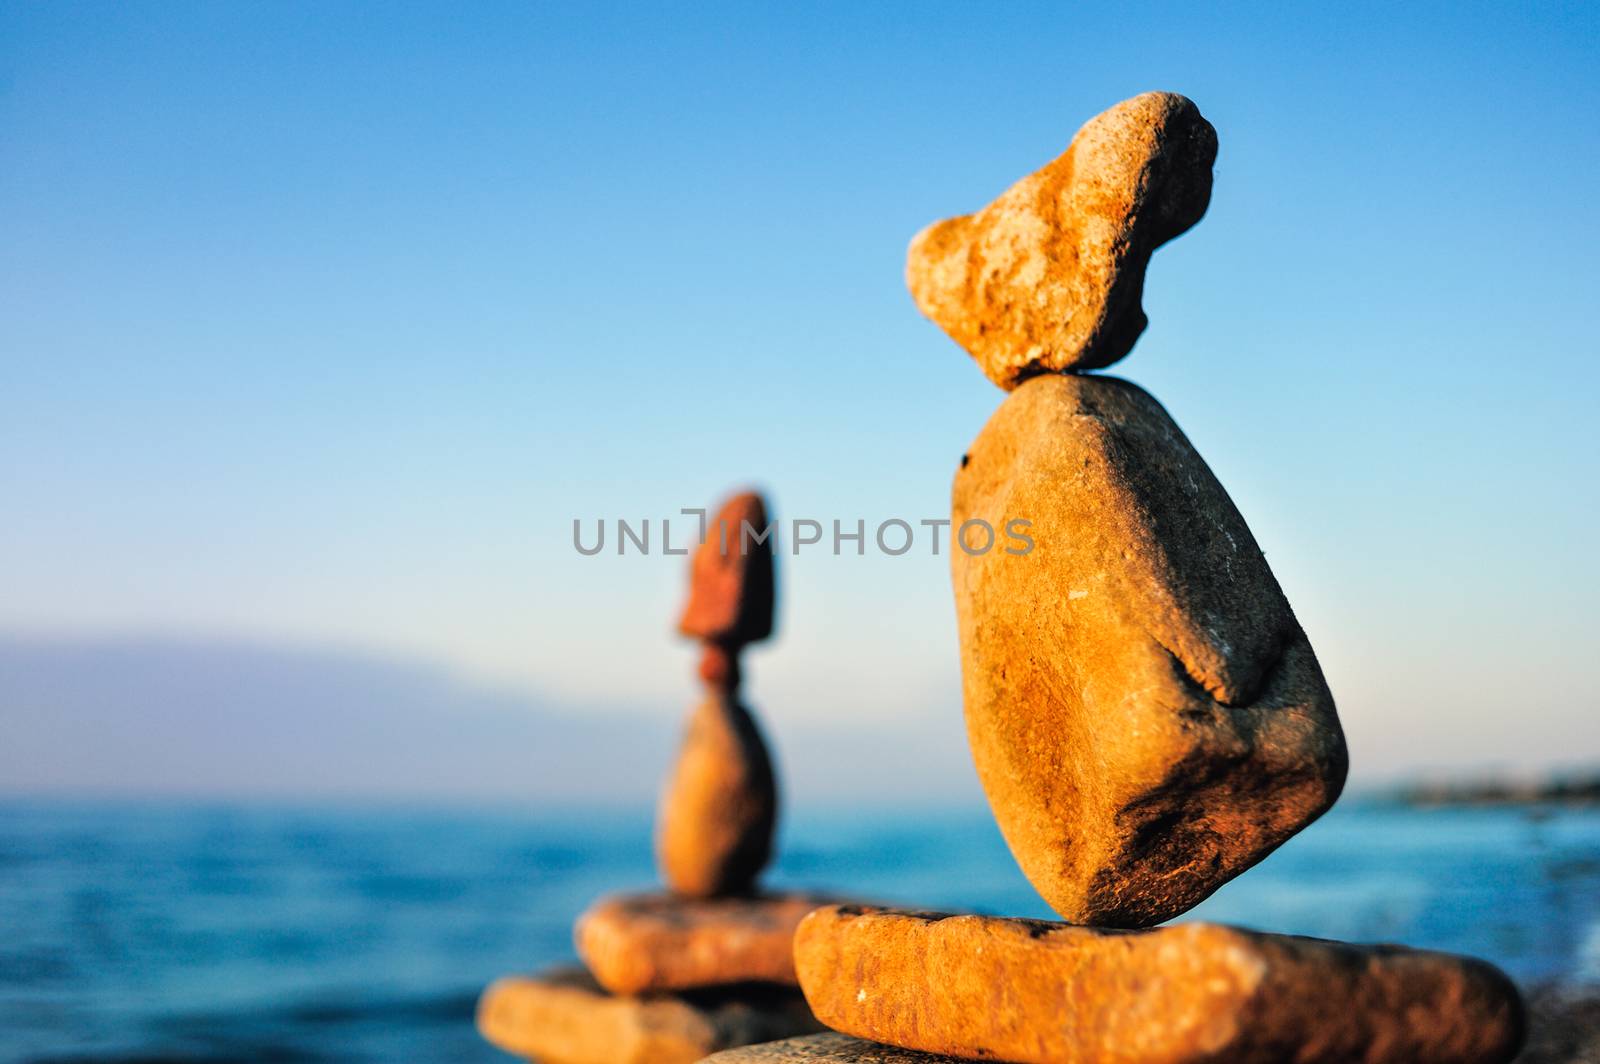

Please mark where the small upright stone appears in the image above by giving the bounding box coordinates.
[908,92,1216,389]
[656,692,777,897]
[953,373,1346,926]
[679,491,776,645]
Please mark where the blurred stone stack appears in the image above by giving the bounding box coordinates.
[705,95,1527,1064]
[477,491,832,1064]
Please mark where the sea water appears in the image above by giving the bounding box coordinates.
[1,798,1596,1062]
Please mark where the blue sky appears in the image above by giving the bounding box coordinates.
[2,2,1597,796]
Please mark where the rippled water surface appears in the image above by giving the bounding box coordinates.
[2,799,1596,1062]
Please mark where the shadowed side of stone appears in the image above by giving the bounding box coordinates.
[952,372,1347,926]
[575,891,834,994]
[703,1032,969,1062]
[794,907,1525,1064]
[907,92,1216,389]
[476,966,822,1064]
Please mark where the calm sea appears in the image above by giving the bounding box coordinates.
[1,798,1596,1063]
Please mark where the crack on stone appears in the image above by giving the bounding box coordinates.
[1151,625,1291,711]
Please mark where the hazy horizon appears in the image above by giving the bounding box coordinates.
[1,629,1591,808]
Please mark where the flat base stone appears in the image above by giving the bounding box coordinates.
[703,1033,965,1062]
[476,966,822,1064]
[576,890,842,994]
[795,906,1525,1064]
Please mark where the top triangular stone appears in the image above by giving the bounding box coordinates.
[678,491,776,646]
[906,92,1216,389]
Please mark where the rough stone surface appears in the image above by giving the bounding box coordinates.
[476,966,821,1064]
[655,692,777,897]
[678,491,776,646]
[704,1032,966,1062]
[907,92,1216,389]
[576,891,832,994]
[795,907,1526,1064]
[952,372,1347,926]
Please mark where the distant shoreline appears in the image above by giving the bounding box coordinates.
[1395,771,1600,808]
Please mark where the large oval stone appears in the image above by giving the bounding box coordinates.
[952,373,1347,926]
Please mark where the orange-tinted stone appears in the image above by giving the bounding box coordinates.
[576,891,834,994]
[953,373,1346,926]
[907,92,1216,389]
[698,642,741,692]
[476,966,821,1064]
[795,907,1525,1064]
[679,491,776,646]
[655,692,777,897]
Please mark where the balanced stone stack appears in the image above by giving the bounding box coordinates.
[705,94,1526,1064]
[478,491,832,1063]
